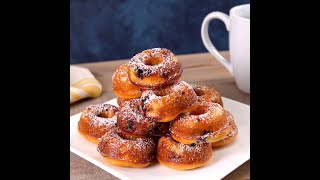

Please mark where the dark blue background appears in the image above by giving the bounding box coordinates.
[70,0,250,64]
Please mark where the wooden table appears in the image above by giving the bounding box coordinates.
[70,51,250,180]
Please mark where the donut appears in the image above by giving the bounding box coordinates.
[117,97,169,137]
[128,48,183,89]
[117,98,158,137]
[211,111,238,148]
[112,63,142,99]
[170,102,232,144]
[78,103,118,144]
[191,84,223,106]
[141,81,197,122]
[156,136,212,170]
[97,128,156,168]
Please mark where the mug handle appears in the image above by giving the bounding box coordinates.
[201,12,233,75]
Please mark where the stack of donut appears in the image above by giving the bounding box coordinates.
[77,48,238,170]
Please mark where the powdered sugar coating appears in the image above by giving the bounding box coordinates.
[210,111,238,148]
[78,103,118,139]
[140,81,198,122]
[170,102,232,144]
[117,98,158,136]
[140,89,159,111]
[97,128,156,163]
[217,111,238,139]
[81,103,118,127]
[128,48,183,89]
[191,84,223,106]
[157,136,212,165]
[129,48,174,77]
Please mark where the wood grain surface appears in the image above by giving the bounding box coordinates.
[70,51,250,180]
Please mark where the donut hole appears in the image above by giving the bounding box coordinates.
[194,89,204,96]
[98,110,116,118]
[153,90,168,97]
[144,57,163,66]
[136,69,144,77]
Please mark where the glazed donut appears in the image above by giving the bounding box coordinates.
[211,111,238,148]
[97,128,156,168]
[170,102,232,144]
[112,63,142,99]
[128,48,183,89]
[191,84,223,106]
[141,81,197,122]
[157,136,212,170]
[117,98,158,137]
[78,103,118,144]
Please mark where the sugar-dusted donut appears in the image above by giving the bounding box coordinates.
[117,98,158,137]
[97,128,156,168]
[78,103,118,144]
[157,136,212,170]
[170,102,232,144]
[128,48,183,89]
[141,81,197,122]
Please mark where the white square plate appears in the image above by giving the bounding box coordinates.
[70,97,250,180]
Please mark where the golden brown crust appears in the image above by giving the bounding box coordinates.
[112,63,142,99]
[101,156,151,168]
[97,128,156,168]
[191,84,223,106]
[211,133,237,148]
[157,136,212,170]
[128,48,183,89]
[78,103,118,144]
[211,111,238,148]
[141,81,197,122]
[170,102,232,144]
[77,130,100,144]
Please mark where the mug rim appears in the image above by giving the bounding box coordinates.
[230,4,250,22]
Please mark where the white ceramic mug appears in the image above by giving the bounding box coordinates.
[201,4,250,94]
